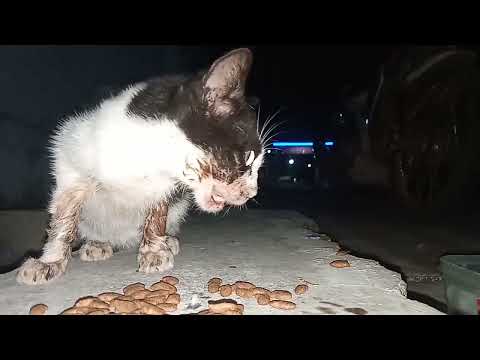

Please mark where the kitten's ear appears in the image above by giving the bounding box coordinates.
[203,48,253,117]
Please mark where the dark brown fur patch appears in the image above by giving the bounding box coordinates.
[142,202,168,246]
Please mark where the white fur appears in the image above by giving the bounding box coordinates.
[49,84,201,249]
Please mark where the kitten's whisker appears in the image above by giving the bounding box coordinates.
[256,103,261,138]
[251,198,261,206]
[262,131,286,149]
[259,107,282,141]
[261,120,287,145]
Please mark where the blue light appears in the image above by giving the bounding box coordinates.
[324,141,334,146]
[272,142,314,147]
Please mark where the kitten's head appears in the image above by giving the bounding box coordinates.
[179,48,264,213]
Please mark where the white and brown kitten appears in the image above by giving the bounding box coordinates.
[17,48,264,285]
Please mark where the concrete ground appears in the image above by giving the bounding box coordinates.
[0,209,442,315]
[255,181,480,312]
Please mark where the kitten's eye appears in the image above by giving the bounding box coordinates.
[245,150,255,166]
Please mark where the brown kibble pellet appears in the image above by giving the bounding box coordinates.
[89,299,110,309]
[208,277,223,286]
[270,290,293,301]
[165,294,181,305]
[236,287,254,299]
[60,306,93,315]
[97,292,121,303]
[270,300,296,310]
[208,282,220,293]
[161,276,179,286]
[134,300,166,315]
[145,296,169,306]
[234,281,255,289]
[88,309,110,315]
[252,287,272,296]
[208,299,243,314]
[123,283,145,296]
[74,296,98,308]
[155,303,178,312]
[330,260,351,268]
[131,289,152,300]
[29,304,48,315]
[109,299,138,313]
[219,285,233,297]
[150,281,177,294]
[294,284,308,295]
[222,309,243,315]
[146,289,170,298]
[256,294,270,305]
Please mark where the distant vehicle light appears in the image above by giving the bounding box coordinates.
[288,159,295,165]
[273,142,314,147]
[307,163,312,168]
[267,149,271,153]
[324,141,335,146]
[365,118,369,125]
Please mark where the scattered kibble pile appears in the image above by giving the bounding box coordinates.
[201,277,310,314]
[28,275,311,315]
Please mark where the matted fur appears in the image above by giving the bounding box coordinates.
[17,48,264,285]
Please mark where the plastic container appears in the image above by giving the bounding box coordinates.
[440,255,480,315]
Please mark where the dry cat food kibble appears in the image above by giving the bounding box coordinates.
[235,287,255,298]
[270,290,293,301]
[252,287,271,296]
[61,306,95,315]
[134,300,166,315]
[219,285,233,297]
[294,284,308,295]
[161,276,179,286]
[330,260,351,268]
[234,281,255,289]
[29,304,48,315]
[123,283,145,296]
[88,309,110,315]
[109,299,139,313]
[256,294,270,306]
[150,281,177,294]
[208,277,223,286]
[208,299,244,314]
[269,300,296,310]
[131,289,152,300]
[98,292,121,302]
[166,294,181,305]
[208,283,221,293]
[156,303,178,312]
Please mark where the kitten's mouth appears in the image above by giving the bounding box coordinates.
[204,194,225,212]
[210,195,225,207]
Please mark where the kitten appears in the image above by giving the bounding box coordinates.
[17,48,264,285]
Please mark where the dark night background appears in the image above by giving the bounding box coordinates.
[0,45,391,209]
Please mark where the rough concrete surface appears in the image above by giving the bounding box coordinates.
[0,209,443,315]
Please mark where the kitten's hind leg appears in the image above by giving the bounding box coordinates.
[79,240,114,262]
[16,182,97,285]
[137,202,179,273]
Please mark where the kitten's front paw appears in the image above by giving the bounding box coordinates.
[165,236,180,256]
[80,241,113,262]
[137,237,178,273]
[137,248,174,273]
[16,258,67,285]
